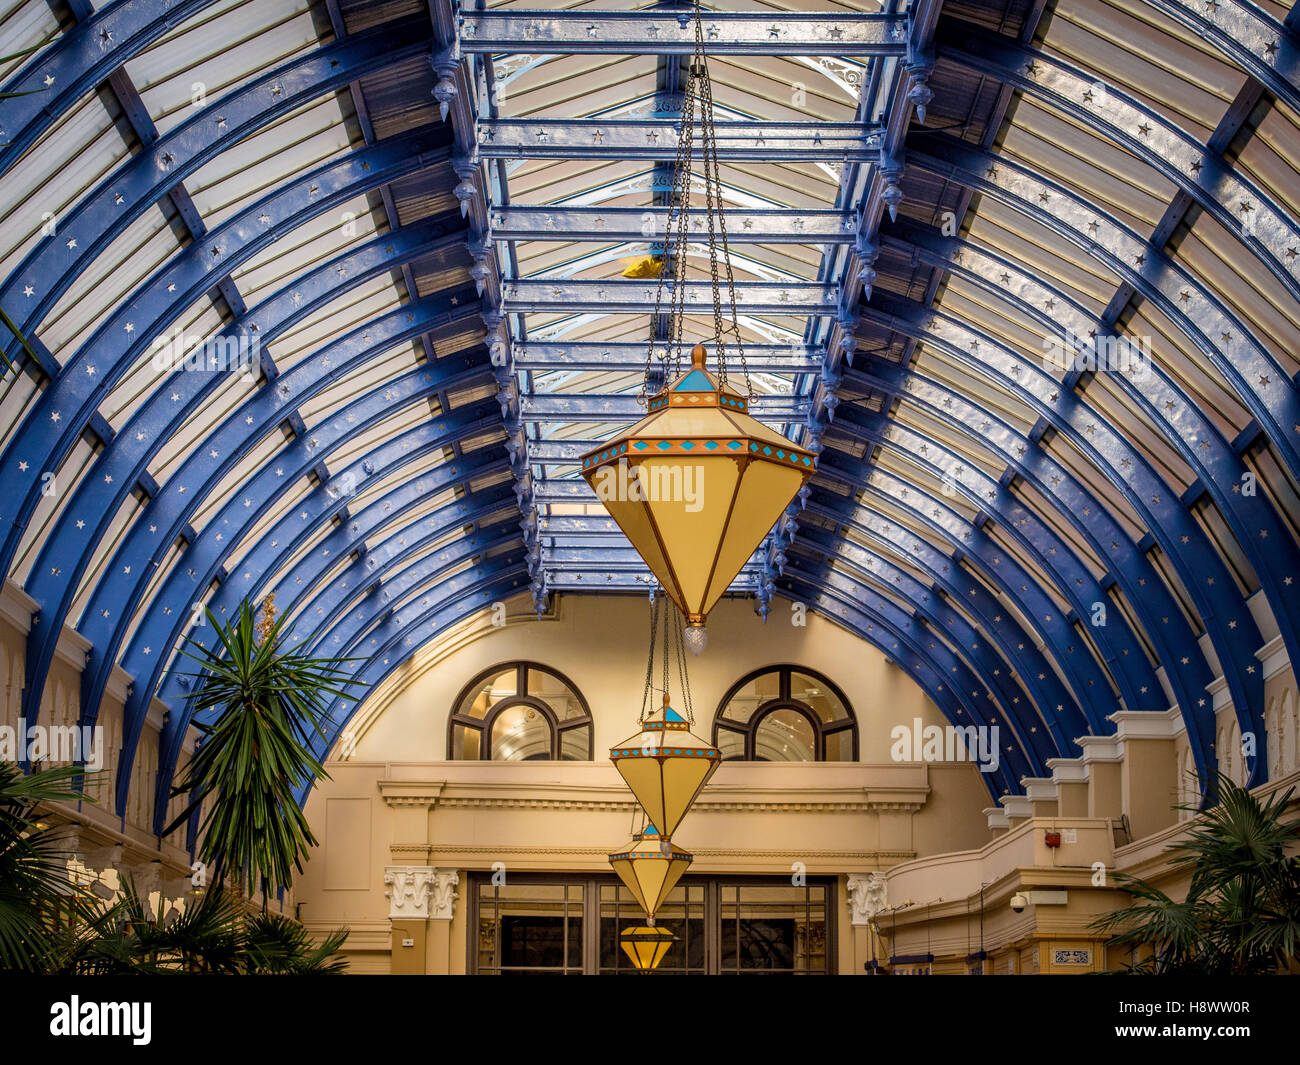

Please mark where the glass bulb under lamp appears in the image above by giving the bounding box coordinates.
[683,621,707,656]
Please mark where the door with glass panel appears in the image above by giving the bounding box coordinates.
[472,875,833,974]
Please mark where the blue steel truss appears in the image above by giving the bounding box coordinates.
[0,0,1296,832]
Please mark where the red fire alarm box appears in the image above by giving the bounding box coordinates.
[1044,831,1062,848]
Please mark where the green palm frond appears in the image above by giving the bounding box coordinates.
[1092,773,1300,975]
[244,912,349,974]
[0,761,100,973]
[164,599,364,900]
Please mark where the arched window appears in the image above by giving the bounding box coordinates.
[713,666,857,762]
[448,662,593,761]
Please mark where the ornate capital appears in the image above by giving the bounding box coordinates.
[384,865,436,920]
[429,869,460,921]
[847,871,888,926]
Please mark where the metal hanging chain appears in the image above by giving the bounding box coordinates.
[641,36,698,402]
[671,608,695,724]
[640,589,660,722]
[661,590,672,704]
[696,37,751,399]
[639,0,753,402]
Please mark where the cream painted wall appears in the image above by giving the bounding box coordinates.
[346,592,956,763]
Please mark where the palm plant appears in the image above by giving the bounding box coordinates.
[244,912,349,974]
[164,597,362,905]
[46,877,348,974]
[0,761,97,972]
[1092,774,1300,974]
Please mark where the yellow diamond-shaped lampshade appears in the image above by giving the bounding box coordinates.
[581,344,814,627]
[620,925,676,971]
[610,695,720,838]
[609,827,692,921]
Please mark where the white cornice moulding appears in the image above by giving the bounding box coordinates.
[1000,794,1033,819]
[1255,635,1289,682]
[0,580,36,633]
[146,696,168,734]
[1110,707,1183,741]
[1020,777,1058,801]
[984,806,1010,830]
[1205,675,1233,713]
[105,665,133,705]
[1076,734,1122,764]
[52,624,92,671]
[1045,758,1088,784]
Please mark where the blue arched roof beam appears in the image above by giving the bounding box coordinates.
[787,559,1055,771]
[904,134,1300,485]
[295,524,524,664]
[797,504,1096,744]
[0,125,455,578]
[778,567,1033,794]
[859,301,1264,784]
[828,363,1220,767]
[818,415,1214,789]
[806,463,1122,748]
[819,409,1150,718]
[114,390,504,806]
[0,18,435,361]
[166,483,516,706]
[22,230,473,732]
[75,338,495,746]
[789,499,1068,792]
[1142,0,1300,117]
[120,397,508,817]
[840,349,1224,698]
[287,563,569,808]
[937,22,1300,310]
[0,0,241,175]
[154,480,520,831]
[284,521,522,662]
[879,219,1300,738]
[830,383,1162,712]
[788,527,1080,756]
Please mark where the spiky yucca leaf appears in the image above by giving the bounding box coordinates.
[165,600,362,900]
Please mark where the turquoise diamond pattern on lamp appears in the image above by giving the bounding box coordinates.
[681,441,695,450]
[634,441,648,451]
[657,441,671,450]
[705,441,718,450]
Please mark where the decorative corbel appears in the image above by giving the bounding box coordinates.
[878,151,905,223]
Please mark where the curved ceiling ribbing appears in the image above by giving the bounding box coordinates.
[0,0,1296,837]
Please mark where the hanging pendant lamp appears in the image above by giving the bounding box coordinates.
[580,0,814,651]
[608,823,693,922]
[582,344,814,646]
[620,925,677,971]
[612,692,719,839]
[610,595,720,838]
